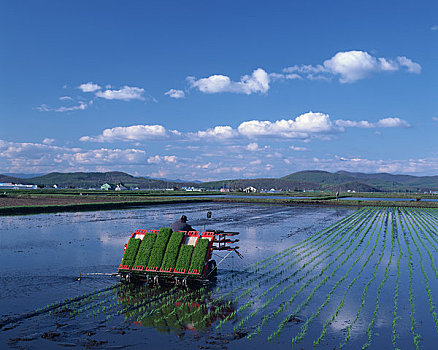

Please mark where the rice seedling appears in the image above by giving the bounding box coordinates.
[266,209,382,340]
[400,208,438,335]
[189,238,210,273]
[338,209,389,348]
[121,238,142,266]
[362,209,395,349]
[312,209,387,346]
[160,231,184,270]
[291,209,387,346]
[147,228,173,268]
[396,208,421,350]
[234,209,379,334]
[133,233,156,267]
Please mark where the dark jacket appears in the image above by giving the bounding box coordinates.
[171,220,194,232]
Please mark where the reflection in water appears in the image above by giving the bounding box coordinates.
[118,284,234,333]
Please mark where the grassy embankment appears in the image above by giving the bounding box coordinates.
[0,197,211,216]
[1,190,438,216]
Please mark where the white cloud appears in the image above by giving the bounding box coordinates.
[194,126,239,139]
[335,120,374,128]
[80,124,168,142]
[336,117,410,129]
[95,86,145,101]
[249,159,262,165]
[289,145,307,151]
[396,56,422,74]
[246,142,259,151]
[147,155,177,164]
[165,89,185,99]
[36,101,88,112]
[431,25,438,31]
[324,51,384,83]
[59,96,72,101]
[42,138,55,145]
[188,68,270,95]
[78,82,101,92]
[238,112,336,139]
[376,117,411,128]
[281,51,421,83]
[0,139,148,173]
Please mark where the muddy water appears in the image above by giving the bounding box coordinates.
[0,203,353,349]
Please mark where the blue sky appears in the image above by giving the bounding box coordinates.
[1,0,437,180]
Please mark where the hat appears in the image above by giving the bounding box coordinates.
[180,215,188,222]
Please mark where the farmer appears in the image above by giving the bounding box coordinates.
[171,215,195,232]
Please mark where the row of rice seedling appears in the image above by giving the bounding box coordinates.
[362,209,395,349]
[234,209,379,334]
[411,208,438,254]
[292,206,384,344]
[266,208,382,340]
[230,209,377,332]
[251,210,379,337]
[97,286,180,321]
[133,233,156,267]
[232,208,370,295]
[147,228,172,268]
[160,231,184,270]
[396,208,421,350]
[80,285,163,319]
[174,244,194,271]
[311,209,387,346]
[400,208,438,335]
[32,284,121,319]
[337,209,390,348]
[121,238,142,266]
[241,208,367,276]
[392,209,403,349]
[248,209,375,295]
[189,238,210,272]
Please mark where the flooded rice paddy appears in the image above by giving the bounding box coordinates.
[1,203,438,349]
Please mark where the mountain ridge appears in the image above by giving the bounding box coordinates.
[1,170,438,192]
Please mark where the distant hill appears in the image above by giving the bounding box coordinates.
[0,174,33,184]
[202,170,438,192]
[1,170,438,192]
[0,171,197,189]
[2,173,45,179]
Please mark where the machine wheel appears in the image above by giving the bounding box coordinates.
[207,260,217,277]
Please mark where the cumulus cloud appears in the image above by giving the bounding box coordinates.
[147,155,177,164]
[336,117,410,128]
[281,50,421,83]
[165,89,185,99]
[289,145,307,151]
[376,117,411,128]
[42,138,55,145]
[80,124,169,142]
[95,86,145,101]
[194,126,239,139]
[246,142,259,151]
[0,139,149,174]
[80,112,410,145]
[78,82,101,92]
[238,112,337,139]
[188,68,270,95]
[396,56,422,74]
[36,101,88,112]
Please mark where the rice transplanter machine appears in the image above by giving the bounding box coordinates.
[118,227,240,285]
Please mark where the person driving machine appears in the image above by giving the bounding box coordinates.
[170,215,195,232]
